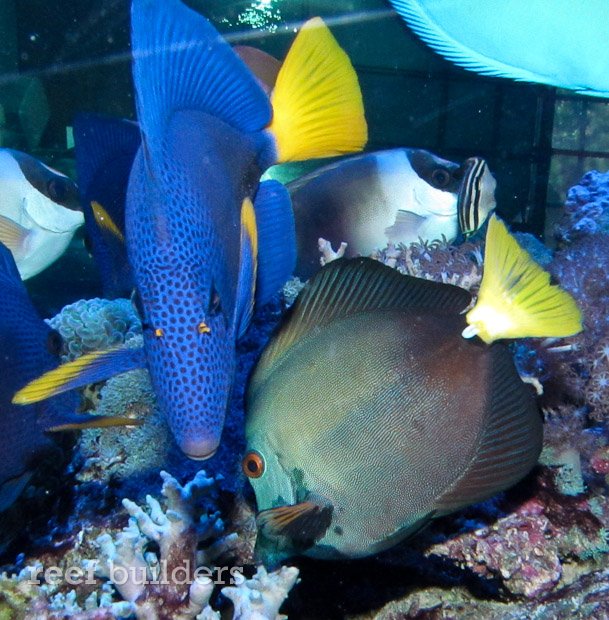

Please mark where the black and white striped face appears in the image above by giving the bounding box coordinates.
[457,157,496,237]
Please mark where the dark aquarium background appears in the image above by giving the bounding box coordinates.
[0,1,608,619]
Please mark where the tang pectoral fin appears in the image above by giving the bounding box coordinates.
[42,412,142,432]
[256,497,333,553]
[0,215,29,255]
[384,209,426,243]
[254,180,296,308]
[12,345,147,405]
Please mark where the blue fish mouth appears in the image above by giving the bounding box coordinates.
[182,446,218,461]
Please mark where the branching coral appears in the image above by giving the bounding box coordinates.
[84,470,298,620]
[545,236,609,419]
[86,470,234,619]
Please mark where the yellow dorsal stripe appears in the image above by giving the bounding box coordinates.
[268,17,367,162]
[465,215,582,343]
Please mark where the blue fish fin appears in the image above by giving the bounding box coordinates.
[12,345,147,405]
[254,180,296,307]
[131,0,271,147]
[0,216,29,256]
[0,241,23,283]
[234,198,258,339]
[42,412,142,432]
[388,0,558,88]
[73,113,141,200]
[256,257,472,377]
[435,346,542,513]
[0,471,33,512]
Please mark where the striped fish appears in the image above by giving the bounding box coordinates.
[457,157,496,238]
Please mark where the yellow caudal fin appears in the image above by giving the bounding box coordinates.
[463,215,582,344]
[267,17,367,163]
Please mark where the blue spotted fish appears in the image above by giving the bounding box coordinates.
[14,0,367,459]
[0,243,134,511]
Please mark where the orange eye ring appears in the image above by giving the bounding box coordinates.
[242,450,265,479]
[154,328,164,338]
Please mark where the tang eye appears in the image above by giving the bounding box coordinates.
[46,329,64,356]
[47,177,68,203]
[209,288,221,316]
[430,167,451,188]
[242,450,265,479]
[154,328,164,338]
[197,321,211,335]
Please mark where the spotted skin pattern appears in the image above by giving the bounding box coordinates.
[127,111,271,459]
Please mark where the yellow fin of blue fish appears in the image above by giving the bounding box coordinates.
[464,215,583,343]
[268,17,367,162]
[255,257,471,383]
[0,215,28,254]
[91,201,125,243]
[44,412,142,432]
[253,180,296,308]
[235,197,258,339]
[12,345,147,405]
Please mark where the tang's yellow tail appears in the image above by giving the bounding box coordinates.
[268,17,367,163]
[463,215,582,343]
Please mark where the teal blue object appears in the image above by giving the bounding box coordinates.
[388,0,609,97]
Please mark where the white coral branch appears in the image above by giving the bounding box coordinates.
[318,238,347,266]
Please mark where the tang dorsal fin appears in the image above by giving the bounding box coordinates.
[131,0,271,146]
[73,113,141,199]
[257,257,471,376]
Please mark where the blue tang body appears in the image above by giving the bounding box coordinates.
[11,0,368,460]
[0,242,78,510]
[127,0,287,459]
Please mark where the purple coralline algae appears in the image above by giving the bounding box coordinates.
[556,170,609,243]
